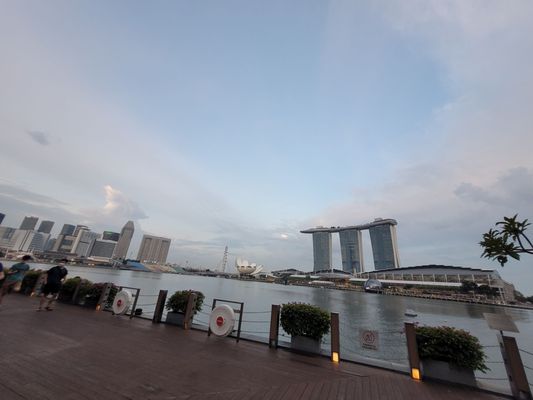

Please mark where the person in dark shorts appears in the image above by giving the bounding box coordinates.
[38,259,68,311]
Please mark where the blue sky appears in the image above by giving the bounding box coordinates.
[1,1,533,293]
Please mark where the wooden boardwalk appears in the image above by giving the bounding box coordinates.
[0,295,506,400]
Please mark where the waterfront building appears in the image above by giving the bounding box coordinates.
[37,220,55,234]
[44,238,56,252]
[59,224,76,236]
[113,220,134,260]
[72,229,101,257]
[73,225,90,237]
[301,218,400,272]
[19,216,38,230]
[0,226,16,249]
[353,264,515,303]
[0,213,5,225]
[339,229,364,273]
[8,229,50,252]
[102,231,120,242]
[312,231,332,272]
[369,222,400,270]
[53,224,77,252]
[53,234,77,253]
[88,239,117,260]
[137,234,171,264]
[235,258,264,276]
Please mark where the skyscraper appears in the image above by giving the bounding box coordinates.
[88,239,117,260]
[102,231,120,241]
[113,220,134,260]
[59,224,76,236]
[339,229,364,273]
[0,213,5,225]
[137,234,171,264]
[20,216,38,230]
[312,232,332,272]
[369,223,400,270]
[37,220,55,234]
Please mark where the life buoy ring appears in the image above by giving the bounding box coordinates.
[112,290,132,315]
[209,304,236,337]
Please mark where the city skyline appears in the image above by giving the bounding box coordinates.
[1,2,533,293]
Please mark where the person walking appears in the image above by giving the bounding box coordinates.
[38,260,68,311]
[0,255,32,306]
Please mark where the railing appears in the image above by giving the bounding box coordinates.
[47,282,533,399]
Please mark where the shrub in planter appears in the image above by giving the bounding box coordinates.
[83,283,118,308]
[20,270,43,294]
[416,325,487,386]
[165,290,204,326]
[58,277,82,302]
[280,303,330,353]
[165,290,204,314]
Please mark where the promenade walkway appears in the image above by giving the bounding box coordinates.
[0,295,506,400]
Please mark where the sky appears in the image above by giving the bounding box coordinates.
[1,1,533,293]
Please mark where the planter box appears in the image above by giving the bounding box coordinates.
[422,359,477,387]
[290,336,321,355]
[166,312,191,327]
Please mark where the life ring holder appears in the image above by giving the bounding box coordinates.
[207,298,244,342]
[112,286,141,319]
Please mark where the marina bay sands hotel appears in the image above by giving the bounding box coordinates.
[300,218,400,273]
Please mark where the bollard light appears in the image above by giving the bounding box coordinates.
[96,304,101,311]
[411,368,421,380]
[332,352,339,363]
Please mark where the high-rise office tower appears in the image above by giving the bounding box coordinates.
[102,231,120,241]
[137,234,171,264]
[88,239,117,259]
[339,229,364,273]
[0,226,16,247]
[369,222,400,270]
[59,224,76,236]
[72,230,101,257]
[9,230,50,252]
[0,213,5,225]
[73,225,90,237]
[37,220,55,234]
[20,216,38,230]
[113,220,134,260]
[311,232,332,272]
[53,224,76,252]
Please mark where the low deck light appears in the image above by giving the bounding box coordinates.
[332,352,339,363]
[411,368,421,380]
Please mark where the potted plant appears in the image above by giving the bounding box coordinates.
[280,303,330,354]
[77,282,118,309]
[58,277,82,302]
[416,325,488,386]
[20,270,43,295]
[165,290,204,326]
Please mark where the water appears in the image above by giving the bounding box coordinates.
[5,261,533,393]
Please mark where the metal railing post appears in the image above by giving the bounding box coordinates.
[96,283,112,311]
[183,292,197,330]
[331,312,340,363]
[498,333,532,399]
[405,322,421,380]
[269,304,280,348]
[152,290,168,324]
[71,280,82,304]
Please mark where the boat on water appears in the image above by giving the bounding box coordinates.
[405,309,418,317]
[363,279,383,293]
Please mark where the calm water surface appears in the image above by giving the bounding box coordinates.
[5,262,533,392]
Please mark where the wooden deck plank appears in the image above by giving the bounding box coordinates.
[0,295,506,400]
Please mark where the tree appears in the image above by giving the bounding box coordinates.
[480,214,533,266]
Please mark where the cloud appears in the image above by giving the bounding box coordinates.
[26,130,51,146]
[102,185,148,220]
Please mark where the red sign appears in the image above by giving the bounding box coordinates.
[216,316,224,327]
